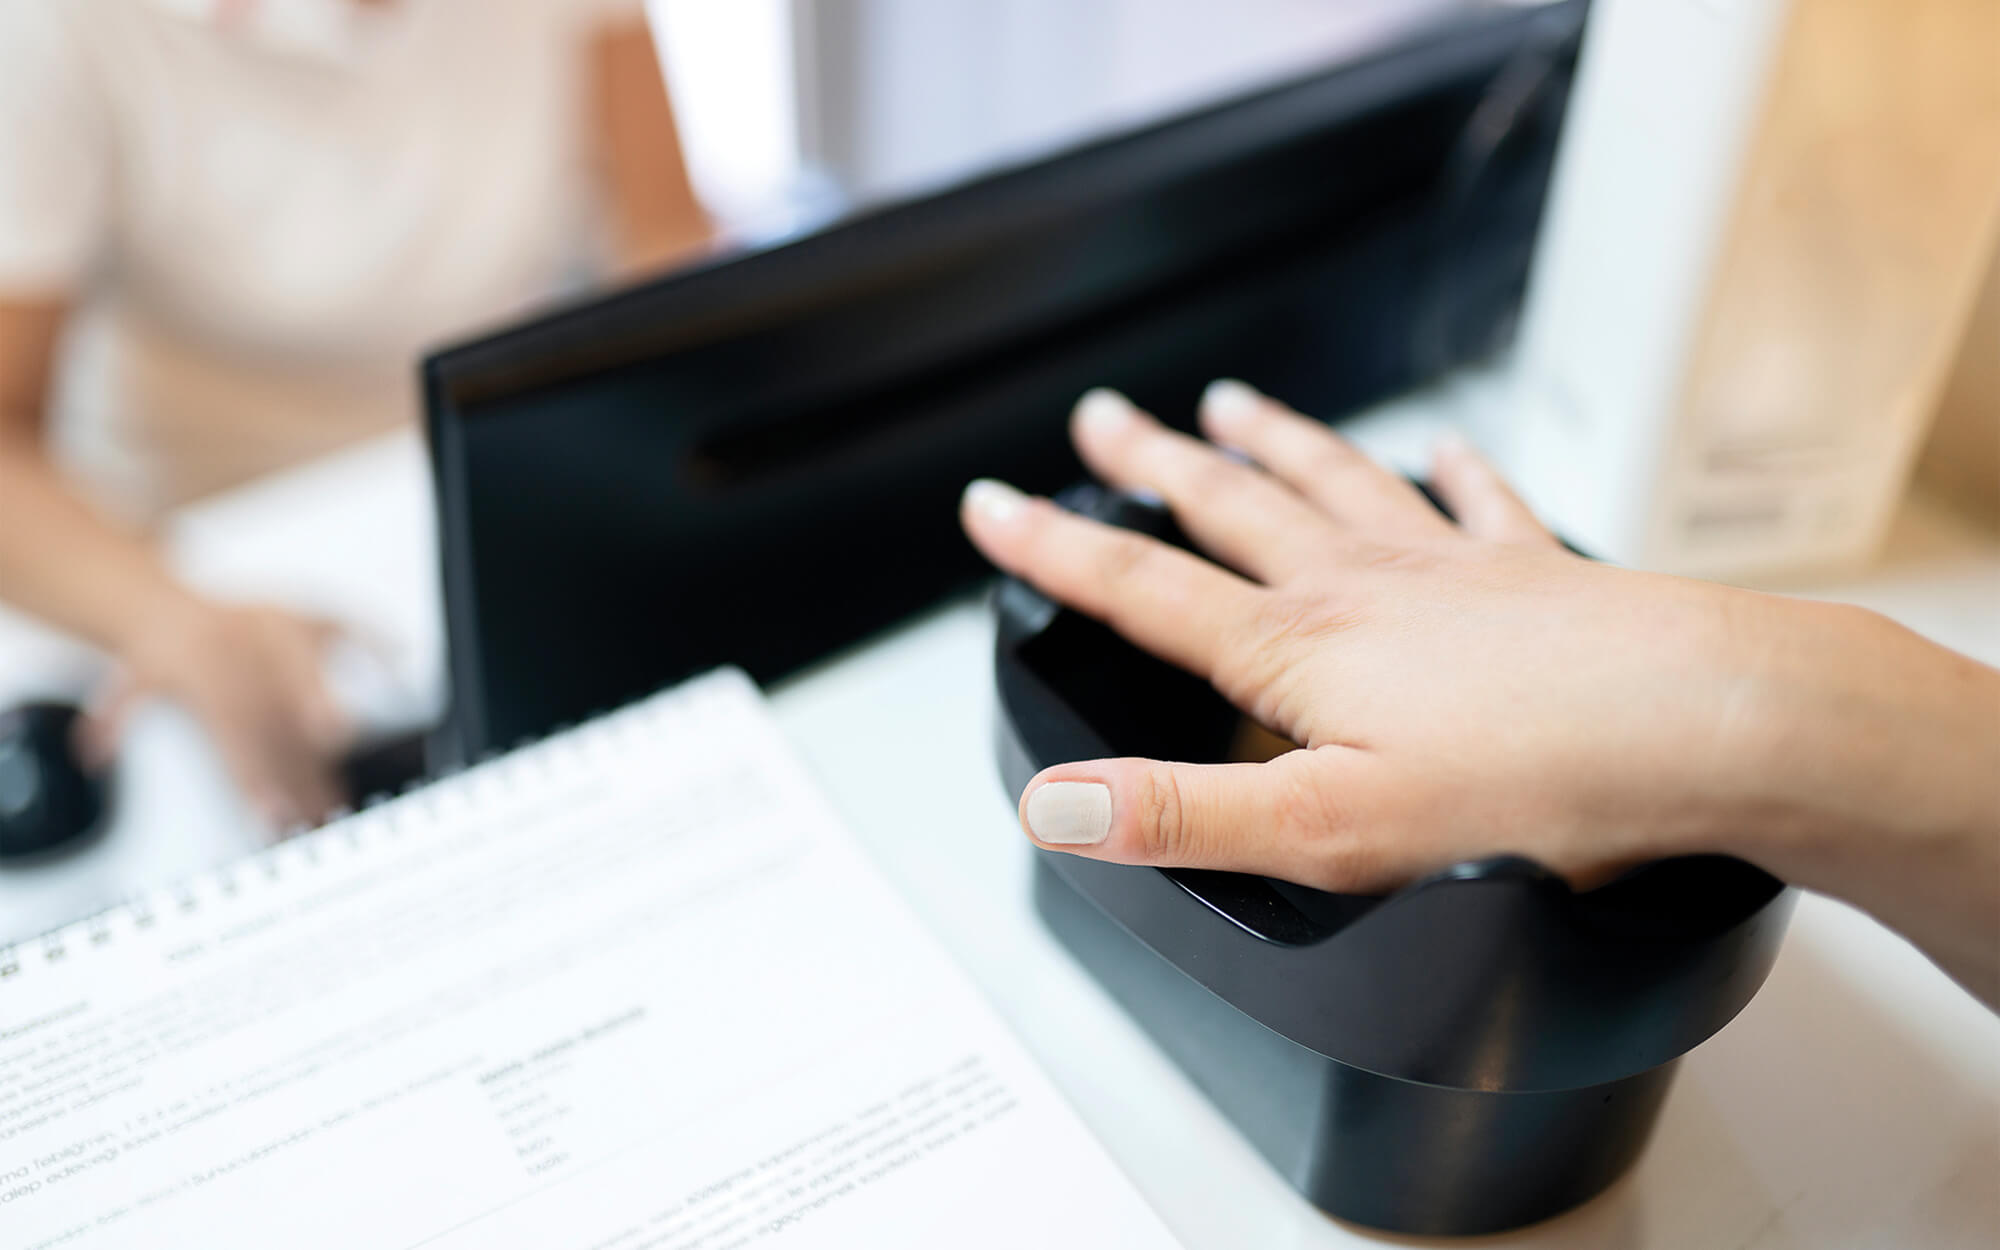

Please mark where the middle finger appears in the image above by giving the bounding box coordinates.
[1069,389,1345,583]
[1199,380,1458,541]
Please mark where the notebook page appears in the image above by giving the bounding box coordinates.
[0,670,1180,1250]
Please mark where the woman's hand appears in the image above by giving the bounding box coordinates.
[83,599,352,830]
[960,382,2000,1004]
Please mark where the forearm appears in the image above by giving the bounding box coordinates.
[0,424,201,655]
[591,17,712,277]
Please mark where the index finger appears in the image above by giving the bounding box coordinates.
[961,478,1261,680]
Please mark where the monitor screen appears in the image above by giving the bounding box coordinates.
[424,1,1583,760]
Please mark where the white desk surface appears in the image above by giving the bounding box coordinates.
[1,388,1996,1249]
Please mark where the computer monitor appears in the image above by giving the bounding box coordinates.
[424,0,1585,761]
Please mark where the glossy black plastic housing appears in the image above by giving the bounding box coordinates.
[992,487,1794,1234]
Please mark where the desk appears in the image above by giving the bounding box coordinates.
[0,385,1995,1249]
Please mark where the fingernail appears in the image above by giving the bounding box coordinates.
[1201,378,1261,431]
[1434,430,1475,461]
[963,477,1027,525]
[1025,781,1112,845]
[1074,388,1137,437]
[250,791,290,829]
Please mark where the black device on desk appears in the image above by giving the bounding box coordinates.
[423,0,1587,762]
[991,486,1794,1235]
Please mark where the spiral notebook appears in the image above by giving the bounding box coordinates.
[0,670,1179,1250]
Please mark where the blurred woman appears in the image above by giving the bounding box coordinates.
[0,0,710,825]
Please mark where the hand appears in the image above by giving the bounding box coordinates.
[83,600,353,830]
[960,382,2000,1003]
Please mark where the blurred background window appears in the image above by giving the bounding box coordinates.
[652,0,1478,236]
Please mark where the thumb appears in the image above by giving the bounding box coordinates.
[1017,748,1387,891]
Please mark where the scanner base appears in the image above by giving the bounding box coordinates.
[1034,856,1675,1235]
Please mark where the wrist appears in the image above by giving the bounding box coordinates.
[1747,604,1993,841]
[1698,597,2000,928]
